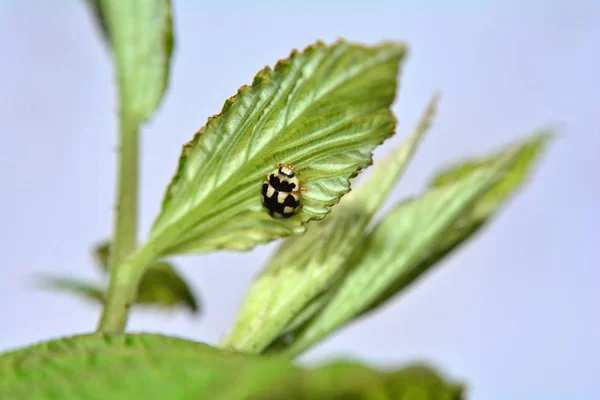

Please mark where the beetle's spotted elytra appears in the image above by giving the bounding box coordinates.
[261,163,308,219]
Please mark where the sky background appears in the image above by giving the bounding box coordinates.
[1,1,599,399]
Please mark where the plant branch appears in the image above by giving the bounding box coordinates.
[97,114,140,332]
[90,0,174,332]
[97,245,158,332]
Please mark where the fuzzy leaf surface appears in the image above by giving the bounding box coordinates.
[0,333,464,399]
[147,40,406,257]
[219,95,438,353]
[278,150,520,355]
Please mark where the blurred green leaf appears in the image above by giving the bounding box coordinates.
[144,39,405,259]
[36,276,105,303]
[82,0,110,45]
[429,130,553,215]
[220,95,439,353]
[93,241,111,272]
[41,243,200,314]
[90,0,174,121]
[364,129,553,315]
[0,333,464,399]
[276,148,522,356]
[135,261,200,313]
[267,131,553,355]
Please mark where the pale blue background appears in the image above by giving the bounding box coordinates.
[1,1,598,399]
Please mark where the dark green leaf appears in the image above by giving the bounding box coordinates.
[93,240,111,272]
[82,0,110,45]
[136,261,200,314]
[0,333,464,399]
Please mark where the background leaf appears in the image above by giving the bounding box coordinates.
[0,333,464,399]
[93,241,111,272]
[38,242,200,314]
[94,0,174,121]
[135,261,200,313]
[273,148,523,356]
[145,39,406,259]
[82,0,110,45]
[362,130,554,315]
[36,276,105,303]
[220,95,439,353]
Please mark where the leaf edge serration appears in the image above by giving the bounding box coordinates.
[154,38,407,234]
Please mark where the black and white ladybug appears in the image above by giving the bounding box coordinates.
[261,163,307,218]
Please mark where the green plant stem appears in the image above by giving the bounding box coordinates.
[97,115,140,332]
[96,196,205,331]
[97,245,157,331]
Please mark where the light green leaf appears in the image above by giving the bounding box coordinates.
[36,276,105,303]
[429,130,553,215]
[0,333,464,399]
[98,0,174,121]
[269,130,553,354]
[219,95,438,353]
[362,130,553,315]
[277,149,522,356]
[145,39,406,258]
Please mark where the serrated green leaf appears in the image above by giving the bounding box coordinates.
[219,95,438,353]
[97,0,174,121]
[363,130,554,315]
[277,150,521,356]
[0,333,464,399]
[36,276,105,303]
[145,39,406,258]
